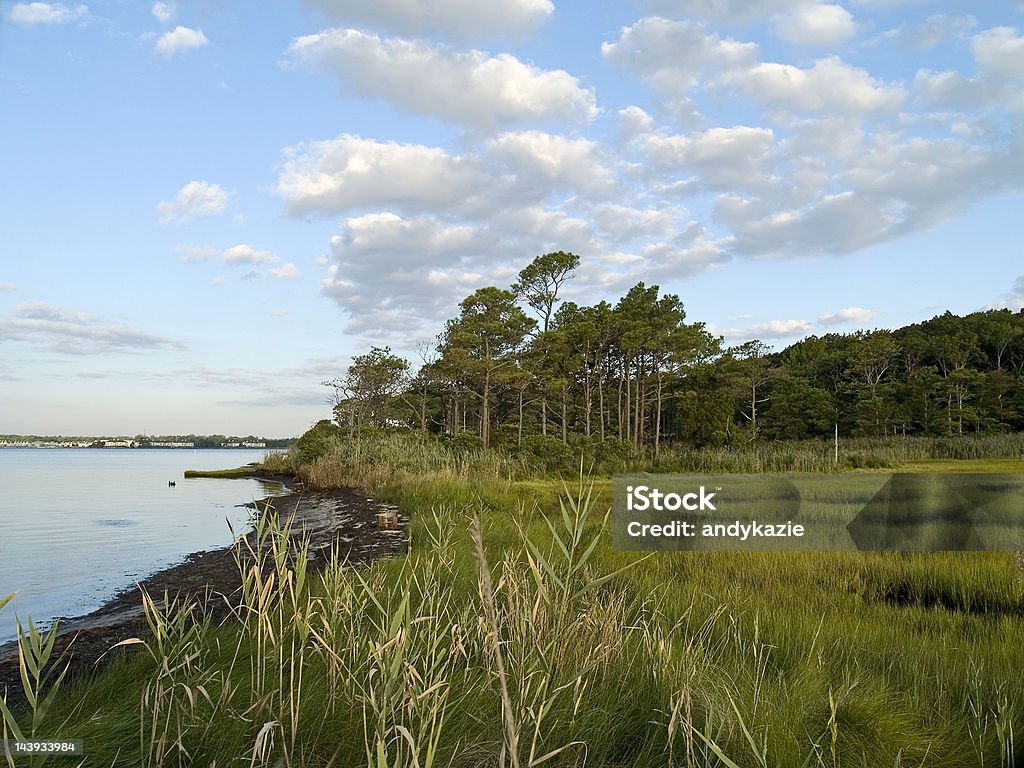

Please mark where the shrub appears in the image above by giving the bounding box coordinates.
[294,419,342,464]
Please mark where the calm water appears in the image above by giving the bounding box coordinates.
[0,449,286,643]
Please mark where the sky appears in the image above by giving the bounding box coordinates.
[1,0,1022,438]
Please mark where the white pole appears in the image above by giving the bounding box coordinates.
[834,423,839,465]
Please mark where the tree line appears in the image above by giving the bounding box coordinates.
[323,252,1024,453]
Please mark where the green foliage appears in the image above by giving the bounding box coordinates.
[324,346,410,431]
[444,429,484,454]
[0,613,73,749]
[516,433,577,475]
[512,250,580,332]
[328,253,1024,457]
[294,419,342,464]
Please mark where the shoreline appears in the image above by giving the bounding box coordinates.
[0,475,407,701]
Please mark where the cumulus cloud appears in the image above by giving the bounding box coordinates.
[7,2,87,24]
[278,135,494,217]
[157,181,228,222]
[639,0,802,24]
[771,4,856,47]
[321,212,507,334]
[719,318,813,341]
[602,17,757,95]
[972,27,1024,80]
[0,282,17,292]
[155,25,208,56]
[181,244,280,267]
[296,0,552,40]
[605,18,901,119]
[268,263,300,279]
[286,30,597,131]
[151,1,175,23]
[720,57,905,117]
[0,302,185,354]
[883,13,976,49]
[630,125,777,192]
[712,119,1024,258]
[314,199,732,335]
[819,307,877,325]
[223,244,278,265]
[486,131,615,192]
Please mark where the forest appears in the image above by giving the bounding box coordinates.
[324,251,1024,454]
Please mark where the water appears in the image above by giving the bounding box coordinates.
[0,449,287,643]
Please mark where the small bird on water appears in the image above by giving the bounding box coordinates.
[168,481,176,487]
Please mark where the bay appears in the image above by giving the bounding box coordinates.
[0,448,286,644]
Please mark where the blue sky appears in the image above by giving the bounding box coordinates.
[1,0,1022,437]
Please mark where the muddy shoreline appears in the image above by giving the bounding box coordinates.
[0,476,406,702]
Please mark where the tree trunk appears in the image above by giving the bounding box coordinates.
[618,360,626,444]
[561,384,568,445]
[584,372,592,438]
[654,367,663,460]
[481,369,491,447]
[517,388,524,449]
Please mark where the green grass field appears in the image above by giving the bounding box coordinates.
[3,436,1023,767]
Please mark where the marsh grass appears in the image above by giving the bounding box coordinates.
[291,432,1024,492]
[6,435,1024,766]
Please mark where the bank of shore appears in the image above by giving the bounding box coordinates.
[0,475,406,700]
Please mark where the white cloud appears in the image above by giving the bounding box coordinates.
[589,203,686,242]
[972,27,1024,80]
[182,244,280,266]
[297,0,552,40]
[268,263,300,279]
[715,191,895,255]
[286,30,597,131]
[157,181,228,222]
[0,302,184,354]
[632,125,777,192]
[322,212,505,334]
[819,307,877,325]
[7,2,87,24]
[883,14,976,50]
[602,17,758,95]
[487,131,615,192]
[155,25,208,56]
[915,27,1024,112]
[720,318,813,341]
[223,244,278,265]
[151,2,175,23]
[913,70,986,109]
[0,282,17,292]
[605,18,901,119]
[771,4,856,47]
[639,0,802,24]
[721,56,905,117]
[714,121,1024,258]
[278,135,494,217]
